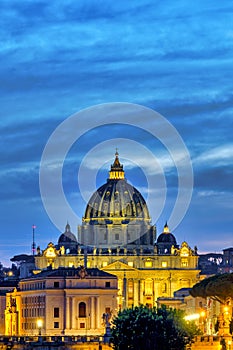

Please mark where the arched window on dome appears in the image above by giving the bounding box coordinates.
[136,203,142,216]
[115,202,120,216]
[126,203,131,216]
[79,302,86,317]
[103,202,108,215]
[93,203,98,216]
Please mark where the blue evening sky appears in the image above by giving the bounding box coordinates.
[0,1,233,265]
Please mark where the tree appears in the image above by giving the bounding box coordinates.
[190,273,233,304]
[110,305,199,350]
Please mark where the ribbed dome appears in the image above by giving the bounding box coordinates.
[58,223,77,244]
[157,232,177,244]
[84,152,150,222]
[157,223,177,245]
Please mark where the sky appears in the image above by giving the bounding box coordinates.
[0,0,233,266]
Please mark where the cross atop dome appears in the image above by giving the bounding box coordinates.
[109,150,125,179]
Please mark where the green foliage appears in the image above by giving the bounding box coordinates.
[111,305,199,350]
[190,273,233,304]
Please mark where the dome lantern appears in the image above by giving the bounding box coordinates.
[109,150,125,180]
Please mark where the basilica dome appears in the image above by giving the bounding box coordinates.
[84,152,150,222]
[79,152,155,248]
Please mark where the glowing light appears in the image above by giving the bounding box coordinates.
[37,319,43,336]
[37,319,43,328]
[184,313,200,321]
[200,310,206,317]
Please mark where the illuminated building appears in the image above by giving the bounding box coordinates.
[5,266,117,336]
[34,152,200,309]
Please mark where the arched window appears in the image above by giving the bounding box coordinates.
[79,302,86,317]
[126,204,131,216]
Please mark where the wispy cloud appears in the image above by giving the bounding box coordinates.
[0,0,233,263]
[194,144,233,167]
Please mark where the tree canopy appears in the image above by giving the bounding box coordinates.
[190,273,233,304]
[110,305,199,350]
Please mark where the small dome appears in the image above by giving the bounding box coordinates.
[58,223,78,248]
[156,223,178,254]
[157,232,177,244]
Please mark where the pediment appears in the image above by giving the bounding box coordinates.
[101,260,137,271]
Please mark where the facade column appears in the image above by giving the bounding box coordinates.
[168,273,172,297]
[91,296,95,329]
[96,297,100,329]
[71,297,76,330]
[153,280,158,306]
[122,275,127,309]
[139,280,144,304]
[133,279,139,306]
[66,297,70,330]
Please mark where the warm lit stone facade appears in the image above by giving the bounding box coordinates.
[5,152,201,337]
[5,267,117,336]
[34,238,199,309]
[33,153,200,309]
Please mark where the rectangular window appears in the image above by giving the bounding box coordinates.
[115,233,119,240]
[102,262,108,267]
[54,322,59,329]
[105,281,111,288]
[80,323,85,328]
[145,261,152,268]
[54,281,59,288]
[128,261,133,267]
[181,259,188,267]
[54,307,59,318]
[161,261,167,268]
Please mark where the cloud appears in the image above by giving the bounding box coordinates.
[0,0,233,263]
[194,144,233,167]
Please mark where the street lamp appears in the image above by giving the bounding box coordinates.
[37,319,43,336]
[199,310,206,334]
